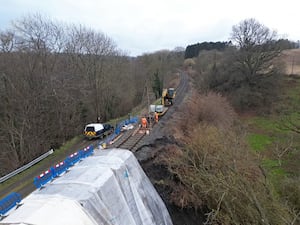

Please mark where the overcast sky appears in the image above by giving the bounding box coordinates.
[0,0,299,56]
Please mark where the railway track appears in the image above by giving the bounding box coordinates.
[109,124,145,152]
[109,70,188,152]
[0,70,189,201]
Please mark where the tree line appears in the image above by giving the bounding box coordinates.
[0,14,184,175]
[191,18,299,112]
[185,38,298,59]
[185,41,228,58]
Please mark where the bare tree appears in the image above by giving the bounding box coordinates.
[65,24,118,121]
[0,13,182,175]
[230,18,282,82]
[200,19,284,111]
[0,14,76,171]
[0,30,15,52]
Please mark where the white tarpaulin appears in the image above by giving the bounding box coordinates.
[1,149,173,225]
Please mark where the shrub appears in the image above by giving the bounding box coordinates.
[280,177,300,211]
[177,91,236,133]
[161,125,293,225]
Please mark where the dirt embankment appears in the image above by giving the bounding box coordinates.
[134,71,205,224]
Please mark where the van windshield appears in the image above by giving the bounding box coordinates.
[85,126,95,132]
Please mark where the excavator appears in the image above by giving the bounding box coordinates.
[162,88,176,106]
[148,87,176,122]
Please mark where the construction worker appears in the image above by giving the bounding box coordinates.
[155,112,159,123]
[141,116,147,128]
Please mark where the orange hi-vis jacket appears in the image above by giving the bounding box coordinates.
[141,117,147,128]
[155,112,159,122]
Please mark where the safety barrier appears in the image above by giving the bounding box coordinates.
[0,149,54,184]
[65,151,82,166]
[51,161,69,178]
[0,192,22,216]
[81,145,94,158]
[33,169,53,189]
[115,116,138,135]
[33,145,94,189]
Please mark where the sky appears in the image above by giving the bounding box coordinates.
[0,0,299,56]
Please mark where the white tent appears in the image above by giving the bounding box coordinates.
[1,149,173,225]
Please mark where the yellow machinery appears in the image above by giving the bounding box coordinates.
[161,88,176,106]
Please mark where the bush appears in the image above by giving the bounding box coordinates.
[158,91,294,224]
[177,91,236,133]
[161,125,293,225]
[194,47,284,113]
[280,177,300,211]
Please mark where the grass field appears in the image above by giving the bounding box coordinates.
[281,49,300,75]
[244,74,300,207]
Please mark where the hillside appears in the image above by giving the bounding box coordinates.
[140,73,300,225]
[281,48,300,75]
[133,47,300,225]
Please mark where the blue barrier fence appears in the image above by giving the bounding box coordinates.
[81,145,94,158]
[65,151,82,166]
[2,117,139,214]
[32,117,138,189]
[114,116,138,135]
[51,161,69,178]
[33,168,53,189]
[0,192,21,215]
[33,145,94,189]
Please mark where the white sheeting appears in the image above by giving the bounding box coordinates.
[1,148,173,225]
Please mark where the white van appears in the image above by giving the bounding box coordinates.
[84,123,113,140]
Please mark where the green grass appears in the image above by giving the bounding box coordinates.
[51,136,81,157]
[247,133,272,152]
[262,159,288,185]
[0,159,45,192]
[245,76,300,204]
[0,136,81,196]
[286,82,300,103]
[250,117,281,132]
[262,158,279,168]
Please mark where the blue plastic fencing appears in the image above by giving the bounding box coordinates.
[0,192,21,215]
[65,151,82,166]
[51,160,70,178]
[33,168,53,188]
[115,116,138,135]
[81,145,94,158]
[33,145,94,189]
